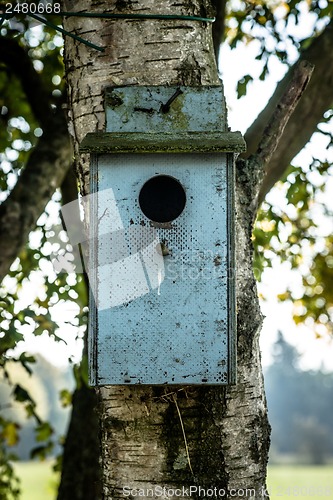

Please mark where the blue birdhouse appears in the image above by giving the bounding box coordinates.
[80,86,245,385]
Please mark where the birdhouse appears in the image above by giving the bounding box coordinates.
[80,86,246,385]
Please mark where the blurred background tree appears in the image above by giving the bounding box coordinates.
[265,332,333,465]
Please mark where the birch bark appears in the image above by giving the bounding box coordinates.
[62,1,270,498]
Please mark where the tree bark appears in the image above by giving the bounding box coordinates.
[62,1,270,498]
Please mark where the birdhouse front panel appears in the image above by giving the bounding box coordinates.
[80,85,246,386]
[88,152,236,385]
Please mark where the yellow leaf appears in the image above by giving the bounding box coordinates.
[277,292,290,301]
[3,422,20,446]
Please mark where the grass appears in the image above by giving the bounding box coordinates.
[13,461,59,500]
[13,462,333,499]
[267,465,333,500]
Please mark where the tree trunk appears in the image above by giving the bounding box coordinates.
[62,1,270,498]
[57,384,102,499]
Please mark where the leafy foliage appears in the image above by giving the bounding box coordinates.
[0,444,20,499]
[225,0,333,104]
[253,135,333,335]
[0,11,87,496]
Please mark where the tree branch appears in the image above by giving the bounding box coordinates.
[254,60,314,167]
[0,37,52,128]
[0,108,72,283]
[244,17,333,203]
[0,37,72,283]
[245,61,313,217]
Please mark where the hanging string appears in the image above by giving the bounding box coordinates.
[60,12,216,23]
[29,12,105,51]
[0,11,215,52]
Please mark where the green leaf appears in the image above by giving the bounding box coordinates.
[236,74,253,98]
[13,384,35,406]
[259,62,269,81]
[0,326,24,353]
[30,441,54,460]
[18,353,36,376]
[2,422,20,447]
[60,389,72,408]
[35,422,54,442]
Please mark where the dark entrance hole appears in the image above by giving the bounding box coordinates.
[138,175,186,223]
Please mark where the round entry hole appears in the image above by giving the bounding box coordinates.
[139,175,186,223]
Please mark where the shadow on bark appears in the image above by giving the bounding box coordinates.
[57,384,102,500]
[57,170,102,500]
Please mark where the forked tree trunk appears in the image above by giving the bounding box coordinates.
[62,1,270,498]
